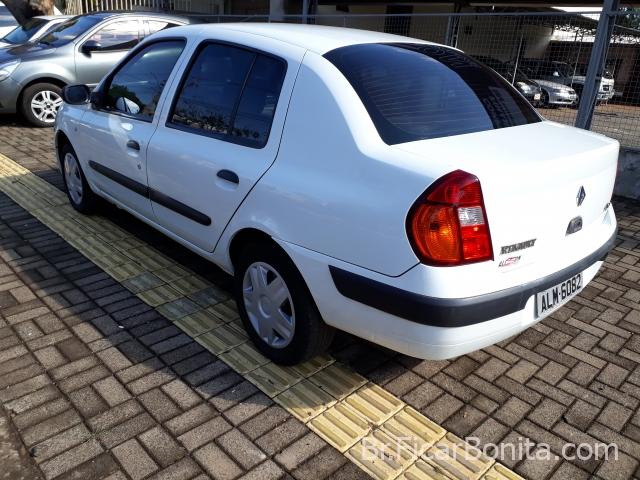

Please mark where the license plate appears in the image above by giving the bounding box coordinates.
[536,272,583,318]
[534,93,541,100]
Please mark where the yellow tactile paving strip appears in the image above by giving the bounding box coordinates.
[0,152,525,480]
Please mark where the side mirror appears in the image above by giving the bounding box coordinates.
[81,40,102,55]
[61,85,90,105]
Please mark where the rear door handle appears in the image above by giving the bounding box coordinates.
[217,169,239,184]
[126,140,140,151]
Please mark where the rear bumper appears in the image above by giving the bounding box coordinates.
[329,228,616,328]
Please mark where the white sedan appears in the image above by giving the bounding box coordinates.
[54,24,618,365]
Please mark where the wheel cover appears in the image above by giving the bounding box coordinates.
[63,152,83,205]
[242,262,295,349]
[30,90,62,123]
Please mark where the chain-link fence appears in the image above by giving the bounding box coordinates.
[62,4,640,150]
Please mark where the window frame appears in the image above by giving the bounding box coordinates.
[95,37,188,124]
[165,39,288,150]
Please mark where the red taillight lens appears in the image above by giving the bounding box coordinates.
[408,170,493,266]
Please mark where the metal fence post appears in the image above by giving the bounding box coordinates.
[575,0,619,129]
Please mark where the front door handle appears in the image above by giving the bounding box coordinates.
[217,169,239,184]
[126,139,140,151]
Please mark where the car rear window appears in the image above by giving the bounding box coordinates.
[324,43,541,145]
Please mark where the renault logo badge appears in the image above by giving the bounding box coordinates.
[576,186,586,206]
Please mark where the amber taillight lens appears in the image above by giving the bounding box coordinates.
[407,170,493,266]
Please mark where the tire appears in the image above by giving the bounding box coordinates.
[60,143,98,214]
[234,242,334,365]
[541,90,551,107]
[20,83,63,127]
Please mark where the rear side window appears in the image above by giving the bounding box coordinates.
[325,43,541,145]
[147,20,182,35]
[169,42,286,148]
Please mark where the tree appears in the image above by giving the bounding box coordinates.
[3,0,55,27]
[616,8,640,31]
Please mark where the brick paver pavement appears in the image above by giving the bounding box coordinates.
[0,116,639,479]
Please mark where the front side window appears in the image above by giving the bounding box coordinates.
[104,40,185,120]
[170,43,286,148]
[38,16,101,47]
[3,18,46,44]
[325,43,541,145]
[87,19,140,51]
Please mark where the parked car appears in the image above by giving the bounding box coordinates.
[0,12,196,127]
[531,79,579,107]
[55,24,618,365]
[571,63,615,102]
[471,56,542,105]
[0,15,71,49]
[520,59,613,104]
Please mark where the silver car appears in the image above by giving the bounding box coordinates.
[535,79,579,107]
[0,15,71,49]
[0,12,196,126]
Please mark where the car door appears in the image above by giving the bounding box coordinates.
[77,39,187,220]
[146,37,304,252]
[74,18,142,87]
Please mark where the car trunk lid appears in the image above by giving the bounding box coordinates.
[395,121,618,274]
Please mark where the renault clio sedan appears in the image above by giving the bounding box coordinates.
[0,11,194,126]
[55,24,618,365]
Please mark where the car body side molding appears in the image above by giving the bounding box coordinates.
[89,160,148,197]
[88,160,211,226]
[149,189,212,226]
[329,229,617,328]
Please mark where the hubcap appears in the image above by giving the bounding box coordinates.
[63,153,83,205]
[242,262,295,349]
[31,90,62,123]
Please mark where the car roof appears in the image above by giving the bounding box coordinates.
[79,11,199,24]
[157,23,433,55]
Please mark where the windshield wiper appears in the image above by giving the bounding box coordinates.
[38,39,53,46]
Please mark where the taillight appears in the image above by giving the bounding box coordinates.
[407,170,493,266]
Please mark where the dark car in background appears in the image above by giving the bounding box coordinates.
[472,55,542,106]
[0,11,198,126]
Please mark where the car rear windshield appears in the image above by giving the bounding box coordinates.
[3,18,46,44]
[324,43,541,145]
[38,16,101,47]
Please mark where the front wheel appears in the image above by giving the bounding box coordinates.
[20,83,63,127]
[234,242,334,365]
[60,143,98,214]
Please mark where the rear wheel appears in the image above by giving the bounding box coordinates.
[234,242,334,365]
[20,83,63,127]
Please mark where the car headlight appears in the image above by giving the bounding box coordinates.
[517,82,531,92]
[0,59,20,82]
